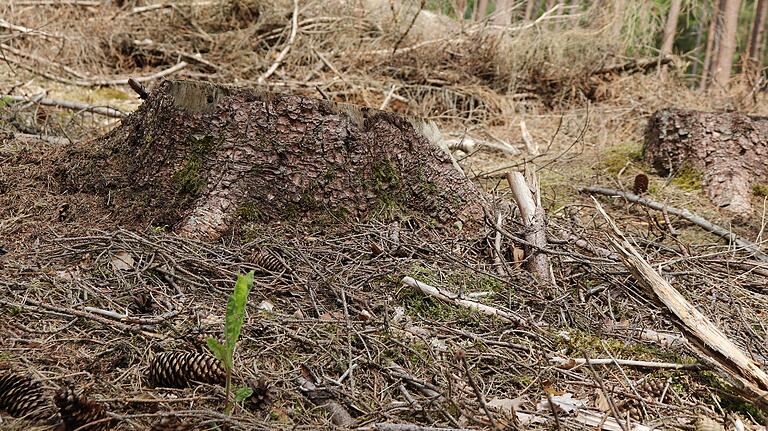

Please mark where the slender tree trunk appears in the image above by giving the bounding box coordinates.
[470,0,478,20]
[711,0,743,90]
[700,0,724,90]
[524,0,536,20]
[748,0,768,65]
[660,0,682,56]
[493,0,512,25]
[690,20,704,82]
[476,0,489,20]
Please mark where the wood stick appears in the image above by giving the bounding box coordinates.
[593,198,768,411]
[582,186,768,262]
[2,95,126,118]
[550,356,703,370]
[258,0,299,84]
[506,172,553,283]
[0,18,63,39]
[374,424,472,431]
[402,276,525,326]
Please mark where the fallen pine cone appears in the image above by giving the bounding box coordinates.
[151,415,196,430]
[54,386,111,430]
[0,372,57,422]
[148,352,225,388]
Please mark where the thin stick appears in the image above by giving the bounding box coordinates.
[551,356,703,370]
[0,18,63,39]
[457,351,498,429]
[402,276,526,325]
[392,0,426,55]
[582,352,629,431]
[582,186,768,262]
[258,0,299,84]
[380,84,398,110]
[2,95,126,118]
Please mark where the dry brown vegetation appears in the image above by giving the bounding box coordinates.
[2,0,768,430]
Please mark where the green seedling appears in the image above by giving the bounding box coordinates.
[207,270,255,415]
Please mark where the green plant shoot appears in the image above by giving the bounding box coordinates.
[206,270,254,415]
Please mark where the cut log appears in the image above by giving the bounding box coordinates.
[644,108,768,214]
[54,80,487,238]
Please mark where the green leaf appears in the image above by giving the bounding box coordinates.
[234,386,254,403]
[205,337,228,366]
[225,271,254,355]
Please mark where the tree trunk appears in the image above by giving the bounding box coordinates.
[711,0,742,90]
[55,80,487,239]
[660,0,682,57]
[524,0,536,21]
[644,108,768,215]
[747,0,768,69]
[493,0,512,25]
[476,0,489,20]
[700,0,724,90]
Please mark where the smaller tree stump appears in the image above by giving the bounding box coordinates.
[644,108,768,214]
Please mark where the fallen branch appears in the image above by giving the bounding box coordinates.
[2,95,127,118]
[402,276,525,326]
[506,171,553,283]
[550,356,703,371]
[374,424,471,431]
[594,199,768,411]
[582,186,768,262]
[258,0,299,84]
[0,18,63,39]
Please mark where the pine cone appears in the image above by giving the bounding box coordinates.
[639,379,665,398]
[248,248,284,273]
[246,377,273,410]
[148,352,225,388]
[0,372,56,421]
[151,415,195,430]
[54,386,111,430]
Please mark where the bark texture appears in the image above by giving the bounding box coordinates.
[660,0,682,56]
[56,80,486,238]
[711,0,742,89]
[644,109,768,214]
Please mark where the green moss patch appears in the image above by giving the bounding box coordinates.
[171,135,216,195]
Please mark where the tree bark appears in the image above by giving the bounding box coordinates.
[660,0,682,57]
[644,108,768,214]
[700,0,724,90]
[55,80,487,238]
[747,0,768,69]
[711,0,742,90]
[476,0,489,20]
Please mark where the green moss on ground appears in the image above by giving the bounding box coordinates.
[670,163,702,191]
[598,142,644,174]
[753,183,768,197]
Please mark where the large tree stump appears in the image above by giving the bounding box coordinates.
[56,80,487,238]
[644,108,768,214]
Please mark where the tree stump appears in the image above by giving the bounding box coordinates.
[644,108,768,214]
[56,80,487,238]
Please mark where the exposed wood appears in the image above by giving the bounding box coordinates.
[594,199,768,412]
[581,185,768,262]
[506,172,553,283]
[644,108,768,215]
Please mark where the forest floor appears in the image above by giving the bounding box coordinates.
[2,1,768,430]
